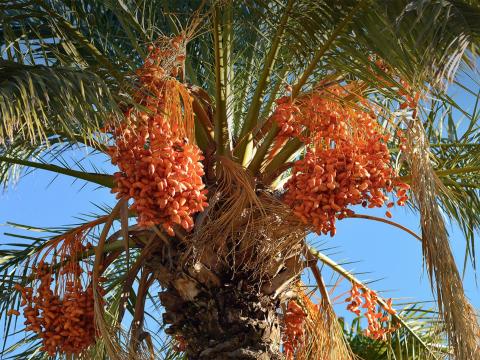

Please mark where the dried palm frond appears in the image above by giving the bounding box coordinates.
[404,118,480,359]
[292,283,355,360]
[188,156,306,279]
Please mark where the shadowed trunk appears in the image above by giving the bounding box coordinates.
[161,283,283,359]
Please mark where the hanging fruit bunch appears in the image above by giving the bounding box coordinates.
[346,282,398,340]
[270,84,352,156]
[14,263,101,356]
[282,299,308,360]
[11,229,103,356]
[276,84,409,235]
[281,285,323,360]
[108,38,208,236]
[269,96,303,158]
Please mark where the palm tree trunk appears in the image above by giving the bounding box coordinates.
[148,174,302,359]
[161,283,283,359]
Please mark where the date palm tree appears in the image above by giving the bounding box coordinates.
[1,1,480,359]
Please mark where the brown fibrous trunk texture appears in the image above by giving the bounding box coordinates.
[160,283,284,360]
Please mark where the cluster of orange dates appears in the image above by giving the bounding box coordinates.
[269,96,303,157]
[346,283,398,340]
[282,300,308,360]
[108,42,208,235]
[139,35,187,79]
[14,262,102,356]
[276,85,409,235]
[271,85,355,153]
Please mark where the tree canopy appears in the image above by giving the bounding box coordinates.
[1,1,480,359]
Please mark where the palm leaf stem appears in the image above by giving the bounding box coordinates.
[397,166,480,184]
[222,0,234,148]
[310,262,332,305]
[346,214,422,241]
[263,137,303,178]
[248,124,279,174]
[0,156,114,187]
[232,54,255,129]
[236,0,294,164]
[212,4,230,158]
[248,65,292,175]
[259,64,290,122]
[192,97,215,148]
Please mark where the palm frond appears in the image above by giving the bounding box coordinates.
[0,152,114,188]
[0,60,120,145]
[337,0,480,90]
[343,304,448,360]
[420,87,480,273]
[404,119,479,360]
